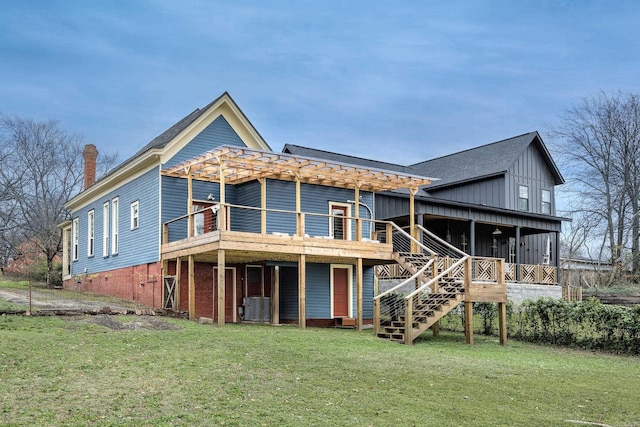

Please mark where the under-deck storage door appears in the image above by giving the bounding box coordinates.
[331,265,352,318]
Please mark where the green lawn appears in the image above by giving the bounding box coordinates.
[0,315,638,426]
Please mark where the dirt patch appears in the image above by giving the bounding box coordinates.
[0,287,138,311]
[80,315,182,331]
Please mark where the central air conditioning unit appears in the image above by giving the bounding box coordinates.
[243,297,271,322]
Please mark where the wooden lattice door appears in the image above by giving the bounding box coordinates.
[163,276,177,310]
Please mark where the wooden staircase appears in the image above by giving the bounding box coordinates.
[374,224,469,344]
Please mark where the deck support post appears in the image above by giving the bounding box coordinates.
[218,160,226,230]
[188,255,195,320]
[175,257,181,311]
[464,256,473,344]
[298,254,306,329]
[373,298,380,336]
[217,250,225,326]
[497,258,507,345]
[356,257,363,330]
[404,297,413,346]
[498,302,507,345]
[464,301,474,345]
[515,226,521,281]
[272,266,280,324]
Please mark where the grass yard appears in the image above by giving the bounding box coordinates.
[0,316,638,426]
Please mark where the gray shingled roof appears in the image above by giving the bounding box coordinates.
[130,93,228,158]
[282,144,413,174]
[409,131,564,189]
[283,132,564,192]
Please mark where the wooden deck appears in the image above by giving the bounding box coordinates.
[161,229,395,264]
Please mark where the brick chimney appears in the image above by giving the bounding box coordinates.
[82,144,98,190]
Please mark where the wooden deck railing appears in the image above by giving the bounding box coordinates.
[162,202,391,245]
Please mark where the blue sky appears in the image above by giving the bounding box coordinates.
[1,1,639,166]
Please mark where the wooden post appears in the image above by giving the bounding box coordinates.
[386,222,393,246]
[217,250,225,327]
[295,176,302,237]
[356,258,363,330]
[373,298,380,336]
[298,254,306,329]
[188,255,195,320]
[175,257,181,311]
[464,256,473,344]
[258,178,266,235]
[354,185,361,241]
[498,302,507,345]
[464,301,474,345]
[218,160,226,231]
[272,266,280,324]
[187,167,193,238]
[409,188,416,252]
[404,297,413,346]
[162,223,169,244]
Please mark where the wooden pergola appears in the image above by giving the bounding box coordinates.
[161,145,436,328]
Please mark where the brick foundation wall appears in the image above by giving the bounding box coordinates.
[63,262,163,308]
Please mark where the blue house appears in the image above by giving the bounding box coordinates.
[62,93,567,344]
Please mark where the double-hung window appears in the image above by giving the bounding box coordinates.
[111,197,119,254]
[518,185,529,211]
[103,202,109,257]
[130,201,139,230]
[72,218,79,261]
[541,189,551,214]
[87,210,95,257]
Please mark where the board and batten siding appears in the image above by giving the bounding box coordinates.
[505,143,557,214]
[70,166,160,277]
[162,115,246,169]
[428,176,506,208]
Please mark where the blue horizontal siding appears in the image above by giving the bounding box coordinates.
[163,115,245,168]
[277,263,374,320]
[70,166,160,277]
[265,179,373,237]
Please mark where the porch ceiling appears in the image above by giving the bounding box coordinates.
[161,145,435,192]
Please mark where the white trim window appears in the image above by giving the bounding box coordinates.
[131,200,139,230]
[329,202,351,240]
[87,210,95,257]
[103,202,109,257]
[72,218,79,261]
[541,189,552,215]
[518,185,529,211]
[111,197,119,254]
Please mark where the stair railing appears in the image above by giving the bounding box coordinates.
[402,256,469,344]
[389,223,437,256]
[416,224,467,259]
[373,259,434,336]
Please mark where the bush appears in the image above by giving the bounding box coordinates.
[511,297,640,355]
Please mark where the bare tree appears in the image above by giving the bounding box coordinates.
[552,91,640,277]
[0,115,117,285]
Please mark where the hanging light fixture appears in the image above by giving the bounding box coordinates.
[492,227,502,235]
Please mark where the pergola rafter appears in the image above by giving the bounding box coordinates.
[162,145,436,192]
